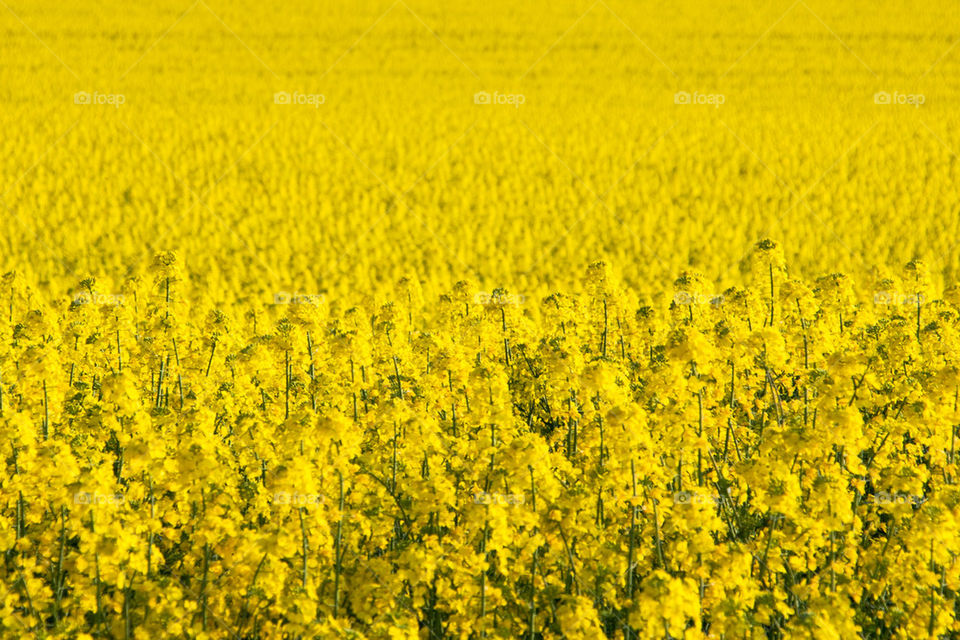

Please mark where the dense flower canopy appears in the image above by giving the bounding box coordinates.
[2,247,960,638]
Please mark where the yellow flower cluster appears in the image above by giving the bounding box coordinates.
[2,244,960,638]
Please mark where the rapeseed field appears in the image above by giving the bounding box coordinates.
[2,1,960,637]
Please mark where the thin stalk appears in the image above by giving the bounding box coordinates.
[334,471,344,617]
[42,380,49,440]
[299,507,308,588]
[200,543,210,630]
[205,339,217,377]
[528,549,538,640]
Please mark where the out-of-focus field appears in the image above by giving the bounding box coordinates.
[2,0,960,301]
